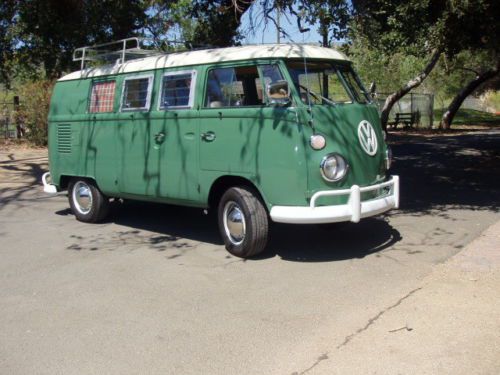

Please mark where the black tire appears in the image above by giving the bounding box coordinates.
[218,186,269,258]
[68,178,109,223]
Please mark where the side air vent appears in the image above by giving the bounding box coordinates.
[57,124,71,154]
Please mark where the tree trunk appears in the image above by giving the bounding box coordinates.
[439,66,499,129]
[380,48,442,130]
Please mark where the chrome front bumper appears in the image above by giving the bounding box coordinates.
[42,172,58,194]
[270,175,399,224]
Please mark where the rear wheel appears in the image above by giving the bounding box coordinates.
[68,178,109,223]
[218,186,269,258]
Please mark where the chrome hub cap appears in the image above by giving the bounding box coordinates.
[223,201,246,245]
[73,181,92,214]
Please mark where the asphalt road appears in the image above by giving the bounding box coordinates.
[1,131,499,374]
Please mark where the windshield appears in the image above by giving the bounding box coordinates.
[286,61,370,105]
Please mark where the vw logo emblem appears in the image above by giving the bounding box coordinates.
[357,120,378,156]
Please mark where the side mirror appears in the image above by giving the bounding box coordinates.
[266,80,291,105]
[369,81,377,97]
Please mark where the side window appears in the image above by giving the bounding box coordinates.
[205,66,262,108]
[89,81,116,113]
[159,71,196,109]
[120,75,153,111]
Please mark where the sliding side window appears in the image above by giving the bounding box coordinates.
[205,65,263,108]
[159,71,196,109]
[89,81,116,113]
[120,75,153,111]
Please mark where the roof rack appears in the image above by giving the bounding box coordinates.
[73,37,162,70]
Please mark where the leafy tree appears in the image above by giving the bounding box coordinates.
[350,0,446,129]
[146,0,253,48]
[143,0,197,49]
[14,0,147,78]
[189,0,253,46]
[437,0,499,129]
[249,1,350,46]
[0,1,17,88]
[351,0,500,129]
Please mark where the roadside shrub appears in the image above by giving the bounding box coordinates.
[17,80,55,146]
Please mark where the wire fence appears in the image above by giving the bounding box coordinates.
[376,92,435,129]
[1,97,22,139]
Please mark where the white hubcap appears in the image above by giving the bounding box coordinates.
[72,181,92,214]
[223,201,246,245]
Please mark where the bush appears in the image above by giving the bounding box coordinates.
[16,80,55,146]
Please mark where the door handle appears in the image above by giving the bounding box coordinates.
[154,132,166,143]
[201,131,216,142]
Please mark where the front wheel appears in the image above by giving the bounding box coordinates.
[68,178,109,223]
[218,187,269,258]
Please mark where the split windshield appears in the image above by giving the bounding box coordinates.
[286,61,370,105]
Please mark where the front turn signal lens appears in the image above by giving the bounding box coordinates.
[310,134,326,150]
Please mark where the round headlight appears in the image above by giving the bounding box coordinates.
[320,153,349,182]
[386,147,392,170]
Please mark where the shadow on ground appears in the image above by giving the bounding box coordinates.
[58,199,401,262]
[390,131,500,215]
[0,156,48,210]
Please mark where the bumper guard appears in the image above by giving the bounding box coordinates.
[270,175,399,224]
[42,172,58,194]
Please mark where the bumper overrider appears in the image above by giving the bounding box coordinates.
[42,172,58,194]
[270,175,399,224]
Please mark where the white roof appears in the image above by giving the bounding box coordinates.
[59,44,348,81]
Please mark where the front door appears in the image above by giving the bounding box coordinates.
[199,63,297,173]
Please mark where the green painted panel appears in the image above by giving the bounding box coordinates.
[303,103,388,206]
[199,105,308,207]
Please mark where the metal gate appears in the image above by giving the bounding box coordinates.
[1,96,22,139]
[377,92,435,129]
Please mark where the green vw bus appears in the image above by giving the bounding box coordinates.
[43,40,399,258]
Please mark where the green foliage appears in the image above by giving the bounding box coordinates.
[0,1,16,88]
[433,108,500,126]
[424,50,498,107]
[188,1,253,46]
[144,0,196,48]
[292,0,350,45]
[3,0,147,81]
[346,38,427,93]
[16,80,55,146]
[485,91,500,111]
[351,0,498,58]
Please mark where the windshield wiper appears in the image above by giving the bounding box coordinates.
[299,84,336,107]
